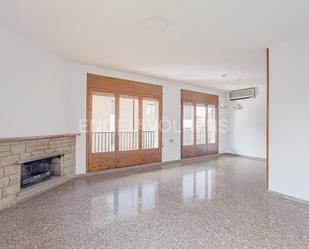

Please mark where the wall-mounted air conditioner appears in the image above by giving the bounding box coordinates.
[229,88,256,101]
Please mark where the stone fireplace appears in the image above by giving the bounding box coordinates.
[0,134,77,211]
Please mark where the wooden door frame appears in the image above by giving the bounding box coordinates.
[180,89,219,159]
[86,73,163,172]
[266,48,270,190]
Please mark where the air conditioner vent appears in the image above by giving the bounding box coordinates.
[229,88,256,101]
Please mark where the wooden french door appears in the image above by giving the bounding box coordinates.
[87,74,162,171]
[181,90,219,158]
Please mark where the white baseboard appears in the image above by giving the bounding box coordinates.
[221,153,266,162]
[269,191,309,206]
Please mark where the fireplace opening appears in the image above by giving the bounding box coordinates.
[21,155,63,189]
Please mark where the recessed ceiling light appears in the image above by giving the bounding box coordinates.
[140,14,171,32]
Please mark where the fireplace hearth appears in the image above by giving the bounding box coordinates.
[22,171,52,188]
[21,154,63,189]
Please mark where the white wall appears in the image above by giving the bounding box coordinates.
[0,26,72,138]
[228,86,266,159]
[1,24,268,178]
[0,25,229,175]
[269,35,309,201]
[70,63,229,174]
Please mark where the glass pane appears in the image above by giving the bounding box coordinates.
[119,95,139,151]
[183,102,194,145]
[207,105,217,144]
[92,92,115,152]
[142,98,159,149]
[196,104,206,145]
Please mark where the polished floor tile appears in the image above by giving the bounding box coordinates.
[0,156,308,249]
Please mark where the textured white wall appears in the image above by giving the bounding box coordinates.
[0,26,72,138]
[228,86,266,159]
[269,35,309,201]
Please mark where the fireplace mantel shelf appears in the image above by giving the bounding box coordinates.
[18,152,64,164]
[0,133,80,143]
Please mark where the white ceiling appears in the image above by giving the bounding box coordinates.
[1,0,309,90]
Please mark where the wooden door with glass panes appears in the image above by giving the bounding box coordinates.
[181,90,219,158]
[87,74,162,171]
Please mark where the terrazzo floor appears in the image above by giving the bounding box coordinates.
[0,156,308,249]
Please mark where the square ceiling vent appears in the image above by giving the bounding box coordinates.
[140,14,171,32]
